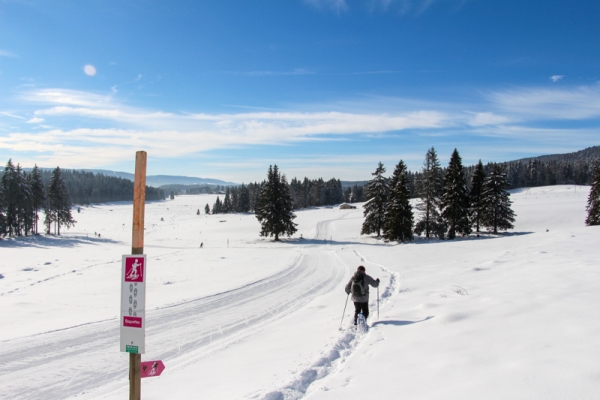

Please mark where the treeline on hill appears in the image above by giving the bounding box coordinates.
[40,169,166,204]
[160,183,230,195]
[11,166,166,204]
[407,145,600,195]
[0,159,166,238]
[208,178,359,215]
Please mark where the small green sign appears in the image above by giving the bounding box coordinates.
[126,345,139,353]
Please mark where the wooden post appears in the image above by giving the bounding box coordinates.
[130,151,146,400]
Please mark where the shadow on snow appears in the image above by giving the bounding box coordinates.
[0,234,119,249]
[371,315,435,327]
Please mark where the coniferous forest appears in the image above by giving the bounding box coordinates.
[2,146,599,238]
[0,160,166,238]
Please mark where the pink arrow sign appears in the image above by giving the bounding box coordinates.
[141,360,165,378]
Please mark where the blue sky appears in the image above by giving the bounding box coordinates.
[1,0,599,183]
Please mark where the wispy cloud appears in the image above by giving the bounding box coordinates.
[550,75,564,83]
[0,111,26,120]
[0,88,458,167]
[3,84,600,174]
[466,112,511,127]
[0,49,18,58]
[21,88,114,107]
[304,0,348,13]
[489,84,600,120]
[367,0,467,16]
[222,69,315,76]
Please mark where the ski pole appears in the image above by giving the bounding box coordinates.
[339,293,350,330]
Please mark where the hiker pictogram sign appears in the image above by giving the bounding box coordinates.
[120,255,147,354]
[141,360,166,378]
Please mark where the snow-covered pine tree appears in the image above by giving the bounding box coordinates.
[441,149,471,239]
[361,162,388,237]
[223,188,232,213]
[383,160,414,241]
[469,160,486,234]
[204,203,210,215]
[28,165,46,235]
[213,196,222,214]
[585,158,600,225]
[343,186,352,203]
[480,164,515,233]
[255,165,297,241]
[0,180,5,237]
[238,184,251,212]
[230,187,239,212]
[16,165,34,236]
[45,167,76,235]
[1,159,20,236]
[414,147,445,238]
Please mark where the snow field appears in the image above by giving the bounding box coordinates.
[1,186,599,399]
[305,186,600,399]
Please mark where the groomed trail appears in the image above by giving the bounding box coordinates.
[0,247,347,399]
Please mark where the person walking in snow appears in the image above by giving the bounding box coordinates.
[345,266,380,325]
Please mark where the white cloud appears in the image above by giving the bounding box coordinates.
[223,69,315,76]
[489,84,600,120]
[5,85,600,175]
[304,0,348,13]
[466,112,510,126]
[0,111,26,120]
[21,89,114,107]
[3,88,460,167]
[550,75,564,83]
[0,49,18,58]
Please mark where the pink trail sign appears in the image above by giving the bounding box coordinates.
[141,360,165,378]
[125,257,144,282]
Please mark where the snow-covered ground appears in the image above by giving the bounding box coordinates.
[1,185,598,399]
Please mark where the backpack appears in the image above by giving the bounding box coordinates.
[351,272,367,297]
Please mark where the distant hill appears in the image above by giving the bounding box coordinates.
[25,168,238,187]
[513,146,600,164]
[341,180,368,189]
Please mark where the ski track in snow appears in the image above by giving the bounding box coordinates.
[259,224,401,400]
[0,250,184,297]
[0,248,346,399]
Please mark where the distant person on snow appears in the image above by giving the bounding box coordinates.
[345,266,379,325]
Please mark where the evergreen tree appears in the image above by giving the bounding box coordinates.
[16,165,34,236]
[585,159,600,225]
[238,184,250,212]
[383,160,413,241]
[469,160,486,234]
[45,167,76,235]
[29,165,46,234]
[1,159,19,236]
[361,162,388,237]
[414,147,445,238]
[441,149,471,239]
[223,188,232,213]
[343,187,352,203]
[480,164,516,233]
[0,181,5,237]
[255,165,297,241]
[213,197,222,214]
[205,203,210,215]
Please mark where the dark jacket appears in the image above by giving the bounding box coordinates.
[345,271,379,302]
